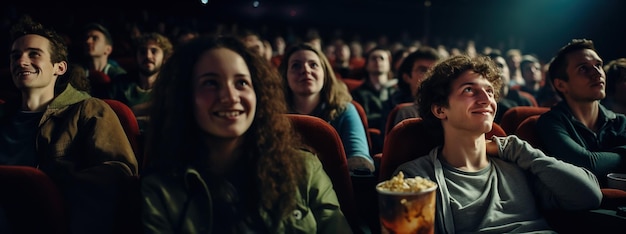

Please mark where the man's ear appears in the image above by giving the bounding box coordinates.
[553,78,567,93]
[54,61,67,76]
[104,44,113,56]
[431,104,446,119]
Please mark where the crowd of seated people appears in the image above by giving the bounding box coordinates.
[0,8,625,234]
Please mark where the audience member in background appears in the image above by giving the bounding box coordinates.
[279,43,375,173]
[349,40,366,72]
[107,32,173,132]
[81,22,128,83]
[332,41,353,79]
[351,46,396,154]
[437,44,450,59]
[323,43,336,65]
[602,58,626,114]
[239,29,270,62]
[304,28,323,52]
[270,35,286,68]
[0,15,138,233]
[506,48,524,88]
[464,40,478,58]
[391,48,410,75]
[386,46,442,128]
[519,54,543,98]
[362,40,377,55]
[487,51,534,124]
[535,62,562,107]
[394,55,601,233]
[262,40,274,62]
[536,39,626,187]
[141,36,351,233]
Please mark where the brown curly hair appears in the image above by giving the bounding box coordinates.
[143,35,305,223]
[133,32,174,61]
[417,55,502,138]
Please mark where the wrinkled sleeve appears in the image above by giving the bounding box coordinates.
[141,175,175,234]
[536,111,625,181]
[303,154,353,233]
[65,98,139,177]
[495,135,602,210]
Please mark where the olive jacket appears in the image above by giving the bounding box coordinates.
[0,84,138,233]
[141,152,352,234]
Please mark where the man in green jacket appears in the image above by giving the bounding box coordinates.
[0,15,138,233]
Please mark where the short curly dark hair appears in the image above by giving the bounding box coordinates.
[417,55,502,138]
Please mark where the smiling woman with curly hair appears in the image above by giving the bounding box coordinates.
[141,35,351,233]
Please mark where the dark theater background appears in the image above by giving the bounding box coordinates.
[2,0,625,64]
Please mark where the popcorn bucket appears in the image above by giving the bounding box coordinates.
[376,178,437,234]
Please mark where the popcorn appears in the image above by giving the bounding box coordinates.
[377,171,437,193]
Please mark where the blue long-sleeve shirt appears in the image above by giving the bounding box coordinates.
[328,102,373,164]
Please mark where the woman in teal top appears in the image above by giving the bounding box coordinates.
[279,43,374,173]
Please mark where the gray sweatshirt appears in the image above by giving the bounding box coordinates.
[394,135,602,234]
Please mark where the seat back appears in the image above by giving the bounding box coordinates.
[114,56,139,76]
[88,70,112,98]
[379,118,506,181]
[285,114,361,232]
[518,90,539,107]
[102,99,143,170]
[384,102,414,136]
[351,100,381,154]
[0,67,18,103]
[0,165,69,234]
[500,106,549,135]
[514,115,543,149]
[341,78,365,92]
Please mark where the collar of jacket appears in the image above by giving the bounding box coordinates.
[48,84,91,109]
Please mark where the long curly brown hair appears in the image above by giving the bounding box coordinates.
[143,35,305,223]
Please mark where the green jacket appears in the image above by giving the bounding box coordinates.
[141,151,352,233]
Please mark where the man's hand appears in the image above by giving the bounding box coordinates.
[486,140,499,157]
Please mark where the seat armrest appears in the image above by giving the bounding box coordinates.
[601,188,626,209]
